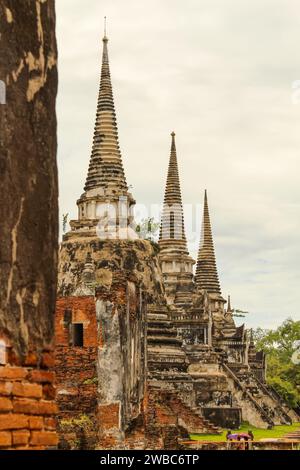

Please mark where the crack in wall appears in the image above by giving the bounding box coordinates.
[6,197,25,304]
[5,7,13,23]
[11,59,25,83]
[16,287,29,347]
[25,0,56,101]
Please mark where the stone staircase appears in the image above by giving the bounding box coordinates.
[222,363,292,428]
[222,363,274,428]
[147,304,189,376]
[231,366,292,425]
[146,305,223,439]
[268,386,300,423]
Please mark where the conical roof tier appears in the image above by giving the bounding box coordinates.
[195,191,221,294]
[70,29,135,235]
[159,132,188,255]
[84,34,128,194]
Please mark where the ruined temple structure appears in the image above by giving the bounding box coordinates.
[55,31,299,450]
[55,30,166,450]
[157,140,298,432]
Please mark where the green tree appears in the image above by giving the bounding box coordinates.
[253,318,300,408]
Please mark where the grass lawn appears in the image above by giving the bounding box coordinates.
[190,422,300,442]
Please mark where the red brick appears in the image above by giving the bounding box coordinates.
[0,413,28,430]
[12,382,43,398]
[12,430,30,445]
[0,431,12,447]
[0,367,27,380]
[41,352,55,369]
[29,416,43,429]
[24,352,38,367]
[44,417,56,430]
[29,370,55,384]
[0,397,13,411]
[7,350,21,366]
[0,382,12,396]
[43,384,56,400]
[30,431,58,446]
[98,403,120,431]
[55,297,98,347]
[13,398,58,415]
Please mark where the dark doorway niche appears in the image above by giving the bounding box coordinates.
[73,323,84,347]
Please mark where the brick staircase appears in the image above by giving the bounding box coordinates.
[162,392,222,435]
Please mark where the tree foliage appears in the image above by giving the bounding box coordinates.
[253,318,300,408]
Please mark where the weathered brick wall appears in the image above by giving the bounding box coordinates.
[56,238,168,449]
[55,271,148,449]
[142,388,189,450]
[55,296,98,347]
[96,274,146,449]
[55,297,98,449]
[164,394,221,434]
[0,354,57,449]
[55,345,98,449]
[0,0,58,450]
[128,386,223,450]
[55,346,98,414]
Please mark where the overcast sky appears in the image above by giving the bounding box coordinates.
[56,0,300,329]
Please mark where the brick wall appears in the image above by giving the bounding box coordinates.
[0,349,58,450]
[142,388,190,450]
[55,271,148,449]
[55,296,99,448]
[55,296,98,347]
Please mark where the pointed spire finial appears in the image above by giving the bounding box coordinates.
[103,16,108,42]
[171,131,176,150]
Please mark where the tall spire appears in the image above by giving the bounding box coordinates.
[84,26,128,193]
[159,132,188,254]
[158,133,194,306]
[195,190,221,294]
